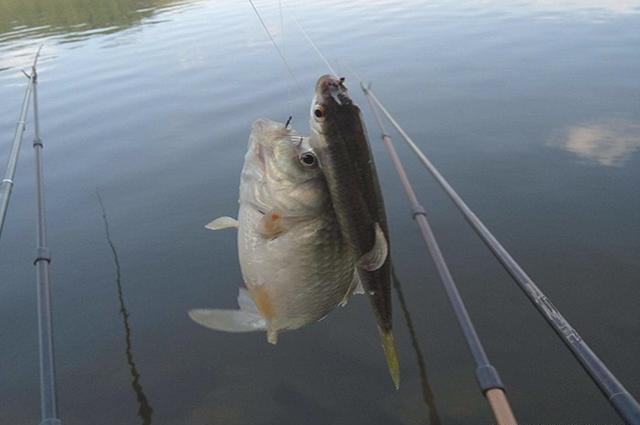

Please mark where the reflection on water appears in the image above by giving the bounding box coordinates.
[0,0,187,73]
[392,269,442,425]
[0,0,638,423]
[0,0,183,38]
[477,0,640,14]
[551,119,640,166]
[97,192,153,425]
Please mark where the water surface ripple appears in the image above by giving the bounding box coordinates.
[1,0,639,424]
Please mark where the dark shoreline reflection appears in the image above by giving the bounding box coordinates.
[0,0,186,45]
[392,268,442,425]
[97,192,154,425]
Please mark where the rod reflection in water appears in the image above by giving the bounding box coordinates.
[392,267,441,425]
[97,191,153,425]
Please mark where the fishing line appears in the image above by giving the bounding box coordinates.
[286,7,338,77]
[278,0,293,118]
[248,0,301,93]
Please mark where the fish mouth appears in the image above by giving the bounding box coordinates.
[314,74,351,107]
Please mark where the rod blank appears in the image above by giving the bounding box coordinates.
[0,47,41,239]
[363,85,640,425]
[30,50,62,425]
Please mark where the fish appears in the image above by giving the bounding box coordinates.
[308,74,400,388]
[189,118,362,344]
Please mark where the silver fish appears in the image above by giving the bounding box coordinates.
[189,119,362,344]
[308,75,400,388]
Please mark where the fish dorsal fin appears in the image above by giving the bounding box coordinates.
[205,216,238,230]
[357,222,388,271]
[258,209,287,238]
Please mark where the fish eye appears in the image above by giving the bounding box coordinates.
[299,151,317,167]
[313,105,325,120]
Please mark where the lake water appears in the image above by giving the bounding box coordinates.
[1,0,639,424]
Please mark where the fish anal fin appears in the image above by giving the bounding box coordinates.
[247,284,276,321]
[205,216,238,230]
[267,328,278,344]
[358,223,388,271]
[246,284,279,343]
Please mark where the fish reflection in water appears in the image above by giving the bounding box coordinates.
[97,191,153,425]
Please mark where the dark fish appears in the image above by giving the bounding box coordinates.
[308,75,399,388]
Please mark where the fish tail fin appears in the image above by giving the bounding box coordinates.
[378,326,400,389]
[188,288,266,333]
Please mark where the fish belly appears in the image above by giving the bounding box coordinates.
[237,204,354,333]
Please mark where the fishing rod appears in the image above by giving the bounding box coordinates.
[0,46,42,241]
[362,84,517,425]
[363,86,640,425]
[30,49,63,425]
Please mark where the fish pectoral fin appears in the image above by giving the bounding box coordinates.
[357,223,389,271]
[205,216,239,230]
[188,309,266,332]
[258,209,288,238]
[340,270,365,307]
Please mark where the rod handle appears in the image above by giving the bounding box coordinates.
[486,388,518,425]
